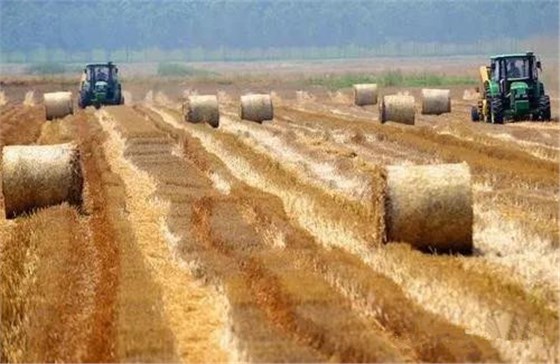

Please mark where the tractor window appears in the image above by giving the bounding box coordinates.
[492,62,506,82]
[532,60,539,79]
[506,58,529,79]
[96,68,108,81]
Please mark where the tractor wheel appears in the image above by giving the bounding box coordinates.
[539,95,551,121]
[490,98,504,124]
[471,106,480,122]
[78,96,87,109]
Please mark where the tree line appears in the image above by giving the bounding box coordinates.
[0,0,558,61]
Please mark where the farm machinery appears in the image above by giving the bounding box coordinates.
[471,52,551,123]
[78,62,124,108]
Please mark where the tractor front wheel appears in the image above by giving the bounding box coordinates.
[471,106,480,122]
[78,96,87,109]
[539,95,551,121]
[490,98,504,124]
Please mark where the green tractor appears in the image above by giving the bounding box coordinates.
[78,62,124,109]
[471,52,551,123]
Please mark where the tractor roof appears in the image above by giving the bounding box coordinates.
[491,52,534,60]
[86,62,116,68]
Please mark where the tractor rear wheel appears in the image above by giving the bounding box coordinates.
[539,95,551,121]
[471,106,480,122]
[490,98,504,124]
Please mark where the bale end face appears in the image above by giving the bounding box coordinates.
[353,84,378,106]
[1,143,83,218]
[184,95,220,128]
[240,94,274,123]
[383,163,473,254]
[44,91,73,121]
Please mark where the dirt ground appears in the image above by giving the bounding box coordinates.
[0,58,559,363]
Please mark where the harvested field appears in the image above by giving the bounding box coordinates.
[0,69,558,363]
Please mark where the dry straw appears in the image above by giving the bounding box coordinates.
[44,91,73,120]
[2,143,83,218]
[240,94,273,123]
[379,95,415,125]
[382,163,473,253]
[23,91,35,107]
[296,90,315,103]
[353,84,378,106]
[183,95,220,128]
[0,90,7,106]
[421,89,451,115]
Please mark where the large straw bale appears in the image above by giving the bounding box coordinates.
[44,92,73,120]
[1,143,83,218]
[382,163,472,253]
[240,94,273,123]
[379,95,415,125]
[353,84,378,106]
[421,89,451,115]
[183,95,220,128]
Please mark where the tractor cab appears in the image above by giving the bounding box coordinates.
[472,52,550,123]
[78,62,124,108]
[490,53,541,104]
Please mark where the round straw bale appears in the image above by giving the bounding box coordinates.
[353,84,378,106]
[384,163,472,253]
[44,91,73,120]
[379,95,415,125]
[2,143,83,218]
[421,88,451,115]
[240,94,273,123]
[183,95,220,128]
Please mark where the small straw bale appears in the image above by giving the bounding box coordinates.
[329,90,350,104]
[296,90,315,103]
[1,143,83,218]
[379,94,415,125]
[144,90,154,104]
[24,91,35,106]
[217,90,232,104]
[183,95,220,128]
[383,163,472,253]
[44,91,73,120]
[240,94,274,123]
[353,84,378,106]
[421,88,451,115]
[0,90,7,106]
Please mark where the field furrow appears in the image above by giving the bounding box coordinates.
[147,105,558,362]
[138,104,510,362]
[1,67,557,363]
